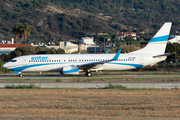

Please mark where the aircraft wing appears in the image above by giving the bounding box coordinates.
[153,52,175,58]
[78,49,121,69]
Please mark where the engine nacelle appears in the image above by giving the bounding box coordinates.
[61,66,79,75]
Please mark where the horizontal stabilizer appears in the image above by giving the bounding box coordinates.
[153,52,175,58]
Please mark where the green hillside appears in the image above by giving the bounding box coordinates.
[0,0,180,44]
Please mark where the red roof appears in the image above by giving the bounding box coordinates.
[168,37,174,41]
[0,44,33,48]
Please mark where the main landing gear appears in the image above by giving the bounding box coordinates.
[85,72,92,77]
[19,74,22,77]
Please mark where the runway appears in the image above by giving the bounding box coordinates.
[0,74,180,89]
[1,74,180,79]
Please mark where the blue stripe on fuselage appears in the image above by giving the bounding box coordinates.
[107,62,144,68]
[150,35,169,43]
[9,63,60,71]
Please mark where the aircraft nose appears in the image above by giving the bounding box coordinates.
[3,63,8,68]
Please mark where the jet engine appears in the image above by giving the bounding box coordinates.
[61,66,79,75]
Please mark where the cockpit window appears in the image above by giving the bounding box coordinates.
[12,60,17,62]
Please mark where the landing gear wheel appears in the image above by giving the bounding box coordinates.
[19,74,22,77]
[85,72,92,77]
[87,72,92,77]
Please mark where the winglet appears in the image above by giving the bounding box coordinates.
[105,50,109,54]
[111,49,121,61]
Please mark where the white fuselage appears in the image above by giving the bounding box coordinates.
[3,53,166,73]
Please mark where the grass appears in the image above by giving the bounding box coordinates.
[98,82,161,90]
[0,76,180,82]
[99,82,127,90]
[4,83,40,89]
[0,89,180,119]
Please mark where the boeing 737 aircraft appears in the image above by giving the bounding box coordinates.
[3,22,172,77]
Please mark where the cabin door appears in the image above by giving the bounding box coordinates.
[139,56,144,65]
[23,57,27,66]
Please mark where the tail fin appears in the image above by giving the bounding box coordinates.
[131,22,172,55]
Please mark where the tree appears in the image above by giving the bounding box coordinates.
[12,23,20,43]
[54,40,59,46]
[124,35,135,41]
[56,48,65,54]
[12,23,31,44]
[20,23,31,43]
[10,46,36,59]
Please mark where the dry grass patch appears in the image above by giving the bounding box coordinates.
[0,89,180,119]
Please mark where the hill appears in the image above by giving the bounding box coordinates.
[0,0,180,44]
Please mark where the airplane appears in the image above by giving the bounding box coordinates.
[3,22,172,77]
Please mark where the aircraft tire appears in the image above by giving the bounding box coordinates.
[19,74,22,77]
[87,72,92,77]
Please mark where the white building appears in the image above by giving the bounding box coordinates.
[0,40,7,44]
[116,32,137,41]
[168,35,180,43]
[81,37,95,46]
[35,41,78,54]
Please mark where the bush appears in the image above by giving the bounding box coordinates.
[100,82,127,90]
[55,78,62,82]
[0,61,12,73]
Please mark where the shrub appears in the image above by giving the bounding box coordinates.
[4,83,40,89]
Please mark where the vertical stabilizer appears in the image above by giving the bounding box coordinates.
[131,22,172,55]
